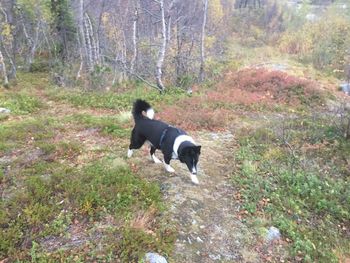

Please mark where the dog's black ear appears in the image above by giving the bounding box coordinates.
[195,145,201,154]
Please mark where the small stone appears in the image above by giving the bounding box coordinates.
[266,226,281,242]
[340,83,350,95]
[0,108,11,113]
[144,252,167,263]
[209,254,222,260]
[187,237,192,244]
[196,236,204,243]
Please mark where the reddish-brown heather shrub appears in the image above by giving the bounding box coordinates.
[156,68,324,131]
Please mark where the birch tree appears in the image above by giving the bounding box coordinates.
[76,0,86,78]
[0,49,9,87]
[155,0,167,91]
[0,2,16,80]
[130,3,138,74]
[199,0,208,82]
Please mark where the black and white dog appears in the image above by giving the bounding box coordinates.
[127,99,201,184]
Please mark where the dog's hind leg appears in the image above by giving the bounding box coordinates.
[128,128,146,158]
[150,146,162,164]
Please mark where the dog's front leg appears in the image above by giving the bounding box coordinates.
[163,155,175,173]
[150,146,162,164]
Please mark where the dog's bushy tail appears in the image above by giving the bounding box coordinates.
[132,99,154,120]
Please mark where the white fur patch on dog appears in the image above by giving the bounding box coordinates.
[127,149,133,158]
[190,173,199,185]
[164,162,175,173]
[146,108,155,119]
[192,167,197,174]
[152,154,162,164]
[173,135,196,158]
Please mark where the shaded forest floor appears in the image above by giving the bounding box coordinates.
[1,64,350,262]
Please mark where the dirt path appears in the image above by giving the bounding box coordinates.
[133,131,259,262]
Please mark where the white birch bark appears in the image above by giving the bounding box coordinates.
[130,8,138,74]
[0,49,9,87]
[199,0,208,82]
[83,13,94,72]
[84,14,99,67]
[77,0,87,77]
[28,20,40,68]
[0,6,16,79]
[155,0,166,91]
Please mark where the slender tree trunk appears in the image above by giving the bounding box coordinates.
[0,49,9,87]
[76,35,83,79]
[83,13,94,72]
[77,0,88,77]
[28,21,40,70]
[84,13,99,67]
[130,7,138,74]
[121,29,127,81]
[199,0,208,82]
[175,5,183,84]
[25,4,42,69]
[96,0,106,64]
[155,0,166,92]
[8,0,17,80]
[0,4,16,79]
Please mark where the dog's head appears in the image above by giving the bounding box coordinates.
[179,145,201,175]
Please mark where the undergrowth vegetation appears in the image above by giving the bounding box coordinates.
[232,114,350,262]
[158,68,329,131]
[278,8,350,77]
[0,40,349,261]
[0,76,176,261]
[46,84,188,111]
[0,93,45,115]
[1,159,175,261]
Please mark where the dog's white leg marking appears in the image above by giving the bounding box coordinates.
[152,154,162,164]
[190,173,199,185]
[192,167,197,174]
[127,149,133,158]
[163,162,175,173]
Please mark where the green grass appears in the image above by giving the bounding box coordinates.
[0,117,58,153]
[0,92,45,114]
[0,72,176,261]
[232,114,350,262]
[0,158,173,261]
[67,114,131,138]
[0,72,52,114]
[46,85,188,111]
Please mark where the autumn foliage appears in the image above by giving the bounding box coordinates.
[158,68,324,131]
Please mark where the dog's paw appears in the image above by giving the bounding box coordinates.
[164,163,175,173]
[127,149,133,158]
[151,154,162,164]
[190,174,199,185]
